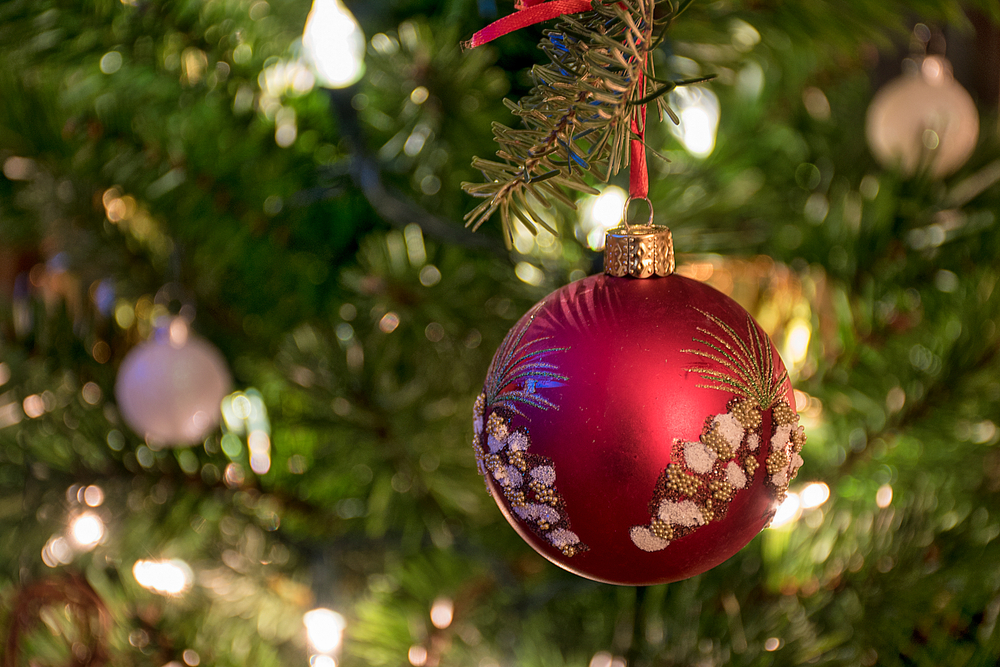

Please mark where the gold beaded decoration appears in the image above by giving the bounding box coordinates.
[631,394,806,553]
[665,464,700,496]
[791,425,807,452]
[772,400,798,426]
[472,395,588,557]
[486,412,508,440]
[701,499,715,523]
[509,450,528,471]
[765,449,790,475]
[732,398,762,430]
[650,518,673,540]
[701,425,734,460]
[761,397,805,496]
[708,479,733,503]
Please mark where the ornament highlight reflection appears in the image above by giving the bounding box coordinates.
[302,0,366,89]
[769,492,801,529]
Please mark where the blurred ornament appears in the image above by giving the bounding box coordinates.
[472,225,804,585]
[865,55,979,178]
[115,317,231,447]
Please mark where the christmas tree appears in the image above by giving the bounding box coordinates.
[2,1,1000,665]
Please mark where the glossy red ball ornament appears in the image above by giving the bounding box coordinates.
[472,226,804,585]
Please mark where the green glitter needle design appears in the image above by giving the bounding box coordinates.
[683,308,787,411]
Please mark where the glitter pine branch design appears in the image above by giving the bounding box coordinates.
[484,314,568,415]
[683,309,788,411]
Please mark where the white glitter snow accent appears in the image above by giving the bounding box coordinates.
[771,424,793,451]
[747,433,760,451]
[487,434,506,453]
[473,416,483,436]
[506,431,529,451]
[527,503,560,524]
[684,440,717,474]
[771,469,788,488]
[726,461,747,490]
[789,452,804,476]
[657,499,705,527]
[517,503,560,523]
[630,526,669,552]
[500,466,522,487]
[531,466,556,486]
[548,528,580,548]
[714,413,746,451]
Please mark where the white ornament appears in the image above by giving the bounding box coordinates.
[115,319,231,447]
[865,55,979,178]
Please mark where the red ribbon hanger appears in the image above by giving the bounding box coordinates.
[463,1,594,49]
[465,0,650,203]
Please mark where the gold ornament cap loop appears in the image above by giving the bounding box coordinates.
[604,224,675,278]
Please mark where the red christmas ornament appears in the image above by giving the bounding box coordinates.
[472,226,805,585]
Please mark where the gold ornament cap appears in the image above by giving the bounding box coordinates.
[604,224,675,278]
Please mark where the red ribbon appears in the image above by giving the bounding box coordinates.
[463,1,593,50]
[629,71,648,199]
[466,0,649,201]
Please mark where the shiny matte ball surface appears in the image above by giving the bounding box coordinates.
[116,332,231,447]
[472,274,804,585]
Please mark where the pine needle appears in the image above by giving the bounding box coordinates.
[463,0,708,239]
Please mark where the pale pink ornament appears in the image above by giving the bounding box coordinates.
[115,318,231,446]
[865,55,979,178]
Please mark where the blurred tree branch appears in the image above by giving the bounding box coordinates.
[325,87,506,257]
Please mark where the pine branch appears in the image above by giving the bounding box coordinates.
[463,0,705,248]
